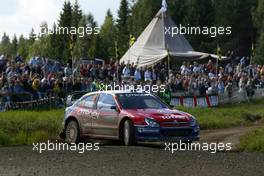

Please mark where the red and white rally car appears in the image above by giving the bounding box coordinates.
[60,91,200,145]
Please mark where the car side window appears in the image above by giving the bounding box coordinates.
[77,94,97,109]
[97,93,116,110]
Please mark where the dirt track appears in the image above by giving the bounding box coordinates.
[0,125,264,176]
[200,124,264,150]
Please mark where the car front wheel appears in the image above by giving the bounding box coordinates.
[65,120,80,144]
[123,120,136,146]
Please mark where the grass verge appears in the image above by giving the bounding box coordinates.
[176,99,264,130]
[0,109,64,146]
[238,128,264,152]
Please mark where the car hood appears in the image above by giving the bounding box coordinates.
[124,108,193,122]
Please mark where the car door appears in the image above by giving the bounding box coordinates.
[75,94,98,134]
[92,93,119,137]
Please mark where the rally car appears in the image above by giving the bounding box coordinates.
[60,91,200,145]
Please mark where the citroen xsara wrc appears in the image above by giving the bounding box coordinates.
[60,91,200,145]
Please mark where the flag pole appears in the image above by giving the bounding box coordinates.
[115,41,119,82]
[251,43,255,65]
[167,44,170,76]
[70,35,75,84]
[216,57,219,76]
[128,34,135,64]
[128,34,131,64]
[115,41,118,61]
[216,44,222,76]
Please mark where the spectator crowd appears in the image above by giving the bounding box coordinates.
[1,52,264,108]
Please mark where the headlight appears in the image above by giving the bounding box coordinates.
[145,118,160,127]
[190,118,197,126]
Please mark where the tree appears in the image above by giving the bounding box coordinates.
[48,23,61,60]
[116,0,130,57]
[11,35,18,56]
[1,0,261,63]
[253,0,264,64]
[74,15,90,59]
[86,13,99,58]
[29,39,42,56]
[74,13,99,59]
[57,1,73,62]
[0,33,12,55]
[182,0,215,52]
[72,0,83,46]
[130,0,160,37]
[17,35,29,59]
[214,0,257,55]
[38,22,52,57]
[29,28,36,46]
[98,9,116,60]
[169,0,187,25]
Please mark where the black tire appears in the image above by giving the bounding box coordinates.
[123,120,136,146]
[65,120,80,144]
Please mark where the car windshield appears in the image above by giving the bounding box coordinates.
[116,93,168,109]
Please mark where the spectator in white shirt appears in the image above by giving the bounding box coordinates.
[144,68,152,82]
[193,62,201,74]
[64,63,72,77]
[122,64,131,78]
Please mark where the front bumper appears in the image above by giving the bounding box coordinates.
[135,125,200,142]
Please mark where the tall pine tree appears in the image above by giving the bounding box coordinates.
[58,1,73,62]
[99,9,116,60]
[130,0,160,37]
[75,15,90,59]
[72,0,82,44]
[182,0,215,52]
[11,35,18,56]
[214,0,257,55]
[17,35,29,59]
[0,33,12,55]
[116,0,130,57]
[253,0,264,64]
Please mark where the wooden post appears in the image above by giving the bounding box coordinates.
[167,44,170,76]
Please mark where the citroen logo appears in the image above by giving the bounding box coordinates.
[173,120,179,125]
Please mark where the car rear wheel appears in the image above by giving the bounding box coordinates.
[65,120,80,143]
[123,120,136,146]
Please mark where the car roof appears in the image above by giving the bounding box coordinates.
[84,90,152,96]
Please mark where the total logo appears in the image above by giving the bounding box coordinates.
[162,114,187,120]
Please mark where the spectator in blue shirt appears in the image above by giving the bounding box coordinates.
[134,68,141,82]
[13,80,24,94]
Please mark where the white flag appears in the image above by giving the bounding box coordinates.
[161,0,168,12]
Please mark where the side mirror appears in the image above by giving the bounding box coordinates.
[110,106,119,112]
[110,106,117,110]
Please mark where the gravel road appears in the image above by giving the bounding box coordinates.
[0,125,263,176]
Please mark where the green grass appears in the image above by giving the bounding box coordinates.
[238,128,264,152]
[176,99,264,130]
[0,109,64,146]
[0,99,264,146]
